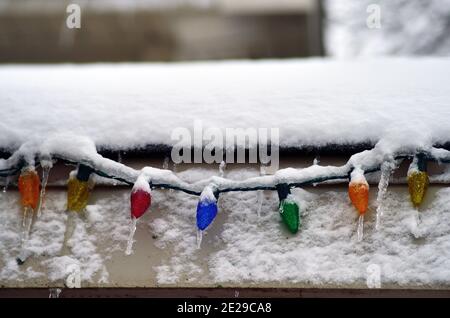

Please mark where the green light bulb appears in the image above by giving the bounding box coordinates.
[279,198,300,234]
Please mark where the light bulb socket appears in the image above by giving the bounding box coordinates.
[76,164,93,182]
[417,153,427,172]
[276,183,291,201]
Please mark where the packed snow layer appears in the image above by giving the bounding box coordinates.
[2,167,450,288]
[1,58,450,152]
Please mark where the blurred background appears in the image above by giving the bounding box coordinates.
[0,0,449,63]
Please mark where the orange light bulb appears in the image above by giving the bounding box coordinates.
[349,179,369,215]
[18,168,40,210]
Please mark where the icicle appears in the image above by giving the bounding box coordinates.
[21,206,33,243]
[357,214,364,242]
[256,191,264,218]
[375,161,394,230]
[36,164,52,218]
[257,165,266,217]
[2,175,10,193]
[125,217,137,255]
[312,156,320,187]
[61,211,77,256]
[313,156,320,166]
[17,206,34,264]
[219,161,227,178]
[413,207,421,230]
[196,229,203,249]
[163,156,170,170]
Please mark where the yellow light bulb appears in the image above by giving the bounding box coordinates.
[408,171,428,207]
[67,177,93,212]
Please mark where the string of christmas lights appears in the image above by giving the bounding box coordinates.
[2,139,450,255]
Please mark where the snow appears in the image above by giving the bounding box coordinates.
[1,58,450,153]
[132,175,151,193]
[199,186,217,203]
[350,167,367,184]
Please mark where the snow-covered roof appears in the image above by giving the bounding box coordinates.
[1,58,450,152]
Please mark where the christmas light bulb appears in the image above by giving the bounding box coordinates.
[408,171,428,207]
[348,169,369,214]
[279,198,300,234]
[276,184,300,234]
[407,154,428,208]
[130,177,151,219]
[195,186,218,249]
[196,197,218,231]
[18,167,40,210]
[18,166,40,243]
[67,164,93,212]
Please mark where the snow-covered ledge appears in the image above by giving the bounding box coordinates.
[2,58,450,288]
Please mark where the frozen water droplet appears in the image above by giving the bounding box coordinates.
[357,214,364,242]
[196,229,203,249]
[125,217,137,255]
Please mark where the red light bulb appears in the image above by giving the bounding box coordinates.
[130,189,151,219]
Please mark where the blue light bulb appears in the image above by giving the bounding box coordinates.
[196,199,218,231]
